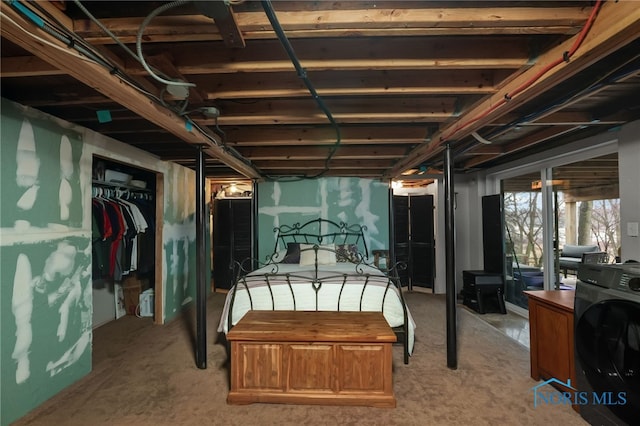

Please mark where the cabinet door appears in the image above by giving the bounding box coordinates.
[213,199,234,289]
[533,302,573,385]
[409,195,434,288]
[231,199,253,266]
[286,344,333,392]
[392,195,434,289]
[213,199,253,290]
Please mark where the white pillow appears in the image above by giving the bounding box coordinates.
[299,243,336,266]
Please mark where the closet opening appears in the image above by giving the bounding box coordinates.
[210,180,253,292]
[91,156,162,328]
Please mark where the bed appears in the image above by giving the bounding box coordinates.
[216,218,415,364]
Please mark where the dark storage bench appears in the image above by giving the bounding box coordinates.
[462,270,506,314]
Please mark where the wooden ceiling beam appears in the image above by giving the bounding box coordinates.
[554,173,619,181]
[188,98,456,126]
[488,111,600,126]
[193,1,245,48]
[71,7,589,44]
[35,1,170,105]
[9,93,112,108]
[254,159,395,169]
[200,69,506,100]
[37,108,146,124]
[256,169,387,178]
[224,126,427,146]
[155,57,528,76]
[238,145,407,160]
[0,1,261,179]
[0,55,60,77]
[564,184,620,202]
[23,0,169,106]
[464,145,505,155]
[194,113,451,126]
[504,125,582,153]
[107,127,424,146]
[188,98,457,126]
[2,64,506,101]
[524,68,640,124]
[121,37,531,76]
[386,0,640,177]
[463,125,580,168]
[214,98,457,114]
[237,7,590,32]
[74,26,584,45]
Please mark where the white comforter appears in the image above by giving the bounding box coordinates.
[216,263,415,354]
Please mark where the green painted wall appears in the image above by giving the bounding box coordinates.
[1,99,201,425]
[256,178,389,262]
[1,100,91,425]
[162,162,198,320]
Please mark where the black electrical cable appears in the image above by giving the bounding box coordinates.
[261,0,341,179]
[482,54,640,144]
[8,0,232,152]
[17,1,163,104]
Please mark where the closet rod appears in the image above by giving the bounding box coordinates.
[92,179,153,193]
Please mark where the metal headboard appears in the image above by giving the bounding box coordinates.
[272,218,369,259]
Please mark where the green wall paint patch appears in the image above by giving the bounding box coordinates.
[162,163,198,320]
[256,177,389,262]
[1,99,91,425]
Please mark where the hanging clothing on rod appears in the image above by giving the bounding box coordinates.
[91,183,154,282]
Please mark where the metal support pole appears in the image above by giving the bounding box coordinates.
[388,184,396,277]
[444,143,458,369]
[195,145,207,369]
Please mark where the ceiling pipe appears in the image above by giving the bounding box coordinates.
[261,0,341,179]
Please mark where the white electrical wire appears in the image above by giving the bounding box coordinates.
[135,0,196,89]
[73,0,186,90]
[1,12,99,64]
[4,4,227,154]
[2,10,178,116]
[471,131,493,144]
[73,1,141,64]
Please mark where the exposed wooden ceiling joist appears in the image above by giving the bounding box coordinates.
[2,1,639,181]
[386,0,640,177]
[0,0,261,179]
[69,6,590,45]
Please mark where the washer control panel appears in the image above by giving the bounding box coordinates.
[578,263,640,292]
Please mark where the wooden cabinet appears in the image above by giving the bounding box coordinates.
[213,198,252,290]
[525,290,575,394]
[226,310,396,407]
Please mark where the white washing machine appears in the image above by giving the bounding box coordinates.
[574,263,640,425]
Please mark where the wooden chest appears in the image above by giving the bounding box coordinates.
[226,310,396,407]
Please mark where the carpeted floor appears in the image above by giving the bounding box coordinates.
[13,291,587,426]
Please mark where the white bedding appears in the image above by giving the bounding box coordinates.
[216,262,415,354]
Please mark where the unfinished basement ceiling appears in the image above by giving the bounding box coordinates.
[1,1,639,180]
